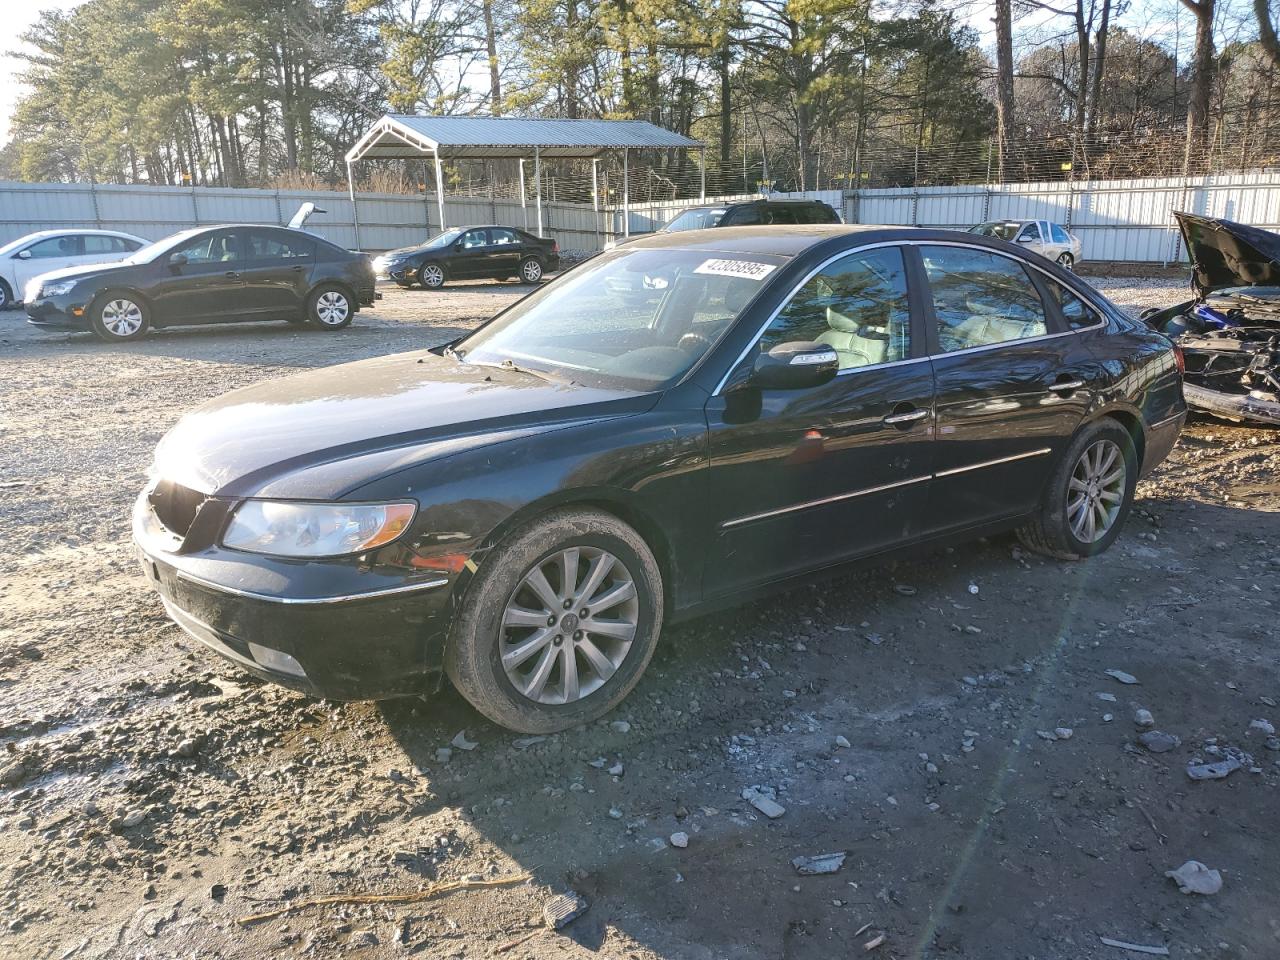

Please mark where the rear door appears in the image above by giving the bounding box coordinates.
[240,229,314,316]
[703,244,935,595]
[487,228,524,277]
[149,229,247,323]
[915,243,1101,533]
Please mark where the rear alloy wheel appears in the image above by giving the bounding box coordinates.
[1017,418,1136,559]
[1057,252,1075,270]
[91,294,149,341]
[519,258,544,283]
[308,286,353,330]
[445,508,663,733]
[419,263,446,289]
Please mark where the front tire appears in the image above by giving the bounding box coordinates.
[418,263,446,289]
[307,285,353,330]
[445,508,663,734]
[519,257,544,283]
[0,279,12,311]
[90,293,150,341]
[1017,418,1137,559]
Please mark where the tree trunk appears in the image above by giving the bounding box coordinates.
[1180,0,1216,170]
[1074,0,1090,137]
[1256,0,1280,70]
[994,0,1015,182]
[1087,0,1113,134]
[565,0,580,118]
[484,0,502,113]
[719,43,732,172]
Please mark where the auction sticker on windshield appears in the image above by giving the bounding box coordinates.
[693,258,777,281]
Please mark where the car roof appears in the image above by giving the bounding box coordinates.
[5,228,144,241]
[620,224,908,257]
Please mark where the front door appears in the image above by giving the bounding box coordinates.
[916,243,1099,532]
[448,228,491,279]
[149,229,247,324]
[12,234,81,292]
[703,245,935,596]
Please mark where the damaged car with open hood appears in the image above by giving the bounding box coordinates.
[1143,212,1280,426]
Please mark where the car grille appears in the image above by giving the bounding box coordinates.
[148,480,209,539]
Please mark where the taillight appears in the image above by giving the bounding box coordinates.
[1172,344,1185,374]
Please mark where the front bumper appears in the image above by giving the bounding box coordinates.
[26,294,91,330]
[372,257,415,283]
[133,488,455,700]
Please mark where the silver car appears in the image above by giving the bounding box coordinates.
[967,220,1082,269]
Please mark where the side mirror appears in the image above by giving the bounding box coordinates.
[1017,234,1035,243]
[752,341,839,390]
[168,252,188,267]
[16,249,31,260]
[453,240,465,250]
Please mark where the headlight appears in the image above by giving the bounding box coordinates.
[39,280,77,298]
[222,500,416,558]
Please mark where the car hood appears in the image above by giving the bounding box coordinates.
[1175,212,1280,295]
[379,244,430,259]
[153,350,653,499]
[30,260,134,286]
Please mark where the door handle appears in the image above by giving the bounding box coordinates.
[290,265,305,272]
[224,271,241,280]
[883,407,929,425]
[1047,379,1085,393]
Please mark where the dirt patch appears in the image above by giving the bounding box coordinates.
[2,278,1278,959]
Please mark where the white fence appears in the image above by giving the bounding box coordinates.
[2,174,1277,261]
[0,180,609,253]
[849,172,1280,263]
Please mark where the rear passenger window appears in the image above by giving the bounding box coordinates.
[1041,276,1099,329]
[759,247,911,370]
[921,246,1048,352]
[490,228,519,245]
[246,231,313,262]
[83,235,128,255]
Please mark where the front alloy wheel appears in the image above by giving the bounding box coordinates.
[445,508,663,733]
[501,547,639,705]
[419,263,445,289]
[91,295,149,341]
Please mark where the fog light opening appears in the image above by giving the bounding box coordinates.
[247,642,307,678]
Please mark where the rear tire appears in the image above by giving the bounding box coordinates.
[445,508,663,734]
[519,258,544,283]
[1057,252,1075,270]
[307,285,353,330]
[90,293,150,341]
[1017,418,1137,559]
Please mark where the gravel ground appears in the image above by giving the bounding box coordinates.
[2,277,1279,959]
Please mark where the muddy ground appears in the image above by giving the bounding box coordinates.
[1,278,1278,960]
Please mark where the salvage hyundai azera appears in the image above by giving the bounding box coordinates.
[134,225,1186,732]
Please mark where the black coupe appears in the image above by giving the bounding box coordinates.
[373,225,560,288]
[134,225,1185,733]
[25,225,377,341]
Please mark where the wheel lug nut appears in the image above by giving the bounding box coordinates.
[579,609,589,618]
[553,635,563,646]
[574,631,583,640]
[547,616,556,626]
[563,599,572,609]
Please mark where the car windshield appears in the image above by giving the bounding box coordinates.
[454,248,783,390]
[125,228,206,264]
[663,208,727,232]
[420,229,464,249]
[968,222,1022,241]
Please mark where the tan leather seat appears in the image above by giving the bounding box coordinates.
[950,314,1044,349]
[817,304,890,369]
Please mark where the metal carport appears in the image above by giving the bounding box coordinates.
[343,115,704,245]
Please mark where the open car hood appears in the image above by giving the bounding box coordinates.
[1175,212,1280,296]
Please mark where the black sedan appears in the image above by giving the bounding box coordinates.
[372,225,560,288]
[25,225,376,341]
[134,225,1186,733]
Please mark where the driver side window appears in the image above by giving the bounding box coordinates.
[758,247,912,371]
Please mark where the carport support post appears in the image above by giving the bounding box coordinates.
[622,148,630,239]
[519,159,528,231]
[346,160,362,251]
[534,146,543,238]
[433,150,447,231]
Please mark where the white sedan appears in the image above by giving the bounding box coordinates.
[0,229,147,309]
[967,220,1083,269]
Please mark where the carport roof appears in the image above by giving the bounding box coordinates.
[345,114,703,162]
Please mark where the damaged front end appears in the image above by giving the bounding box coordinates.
[1143,213,1280,426]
